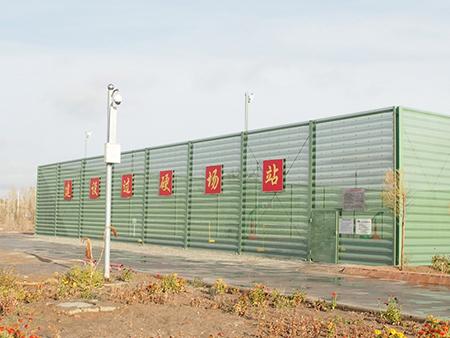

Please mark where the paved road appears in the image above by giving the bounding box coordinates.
[1,233,449,319]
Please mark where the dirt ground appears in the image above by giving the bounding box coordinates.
[0,265,430,338]
[1,233,449,337]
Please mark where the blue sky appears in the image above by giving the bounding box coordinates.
[1,1,450,195]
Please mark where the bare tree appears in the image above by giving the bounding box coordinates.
[381,169,407,269]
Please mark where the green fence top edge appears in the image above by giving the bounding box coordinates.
[38,106,401,169]
[397,106,450,120]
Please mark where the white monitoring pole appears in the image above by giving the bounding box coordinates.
[244,92,254,132]
[104,84,122,279]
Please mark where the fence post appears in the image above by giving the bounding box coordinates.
[78,159,86,238]
[307,121,315,259]
[184,142,193,249]
[141,148,150,244]
[237,132,247,254]
[54,164,61,236]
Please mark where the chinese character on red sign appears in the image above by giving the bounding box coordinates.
[64,179,73,200]
[262,159,284,192]
[121,174,133,198]
[159,170,174,196]
[89,177,100,199]
[205,165,222,194]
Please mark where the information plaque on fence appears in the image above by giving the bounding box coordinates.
[343,188,365,211]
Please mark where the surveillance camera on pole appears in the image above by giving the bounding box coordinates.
[244,91,254,132]
[104,83,122,280]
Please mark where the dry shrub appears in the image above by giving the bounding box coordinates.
[0,187,35,232]
[258,312,387,338]
[116,268,134,282]
[57,265,104,299]
[111,274,187,305]
[431,255,450,274]
[229,286,307,317]
[0,269,22,315]
[211,279,227,296]
[0,269,43,315]
[381,297,402,325]
[257,313,324,337]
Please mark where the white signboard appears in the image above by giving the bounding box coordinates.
[339,218,354,235]
[355,218,372,235]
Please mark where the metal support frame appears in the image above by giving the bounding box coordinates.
[78,160,86,238]
[237,132,247,254]
[306,121,315,260]
[184,142,193,249]
[141,148,151,244]
[54,164,61,236]
[394,106,401,266]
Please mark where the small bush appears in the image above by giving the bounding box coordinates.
[431,255,450,274]
[116,268,134,282]
[270,290,291,309]
[248,284,268,307]
[381,297,402,325]
[160,274,185,293]
[189,277,206,288]
[374,327,406,338]
[291,289,306,306]
[0,269,25,315]
[0,317,41,338]
[417,315,450,337]
[312,299,330,312]
[111,274,187,305]
[58,265,104,299]
[211,279,227,295]
[233,294,250,316]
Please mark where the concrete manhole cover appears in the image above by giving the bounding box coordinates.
[55,301,117,315]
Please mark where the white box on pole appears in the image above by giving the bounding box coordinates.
[104,143,121,164]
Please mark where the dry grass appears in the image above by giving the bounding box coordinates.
[0,187,35,232]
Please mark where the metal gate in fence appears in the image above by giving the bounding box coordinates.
[310,209,338,263]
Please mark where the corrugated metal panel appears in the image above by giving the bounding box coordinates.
[36,164,58,235]
[242,125,310,257]
[400,108,450,265]
[314,111,395,265]
[35,107,403,266]
[111,151,145,243]
[80,157,105,239]
[188,136,241,251]
[144,144,188,246]
[56,160,82,237]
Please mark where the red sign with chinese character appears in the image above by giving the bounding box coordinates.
[159,170,174,196]
[121,174,133,198]
[205,165,222,194]
[89,177,100,199]
[262,159,284,192]
[64,179,73,200]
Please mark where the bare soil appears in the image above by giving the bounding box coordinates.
[1,269,425,338]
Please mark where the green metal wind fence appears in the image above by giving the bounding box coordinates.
[188,136,242,251]
[313,112,395,265]
[242,125,310,257]
[80,156,105,239]
[399,107,450,265]
[36,164,58,235]
[145,144,189,247]
[111,150,146,243]
[56,160,82,237]
[36,107,399,265]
